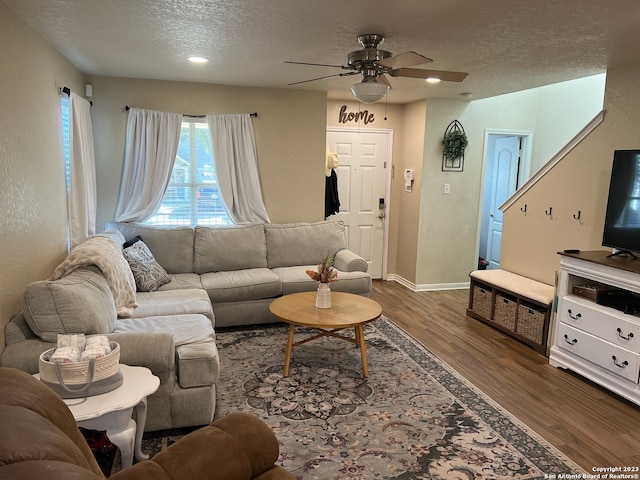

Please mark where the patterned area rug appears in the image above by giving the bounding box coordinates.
[142,317,585,479]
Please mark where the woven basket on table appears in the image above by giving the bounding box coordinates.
[39,342,122,398]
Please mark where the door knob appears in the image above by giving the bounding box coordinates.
[377,213,385,219]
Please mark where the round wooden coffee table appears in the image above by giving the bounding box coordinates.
[269,291,382,377]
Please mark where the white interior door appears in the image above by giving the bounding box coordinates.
[326,128,390,279]
[486,136,520,269]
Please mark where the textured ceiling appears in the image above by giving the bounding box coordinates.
[5,0,640,103]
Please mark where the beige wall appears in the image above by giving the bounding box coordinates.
[501,65,640,285]
[0,1,84,351]
[90,76,328,229]
[416,94,539,288]
[326,81,607,288]
[395,101,427,284]
[0,0,633,354]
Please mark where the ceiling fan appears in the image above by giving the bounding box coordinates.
[286,34,468,104]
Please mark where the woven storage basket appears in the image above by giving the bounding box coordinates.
[471,285,493,319]
[493,294,517,331]
[516,305,546,344]
[39,342,122,398]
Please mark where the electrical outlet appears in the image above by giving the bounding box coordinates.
[443,183,451,194]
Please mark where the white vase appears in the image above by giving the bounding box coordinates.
[316,283,332,308]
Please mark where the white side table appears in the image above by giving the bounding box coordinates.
[37,364,159,470]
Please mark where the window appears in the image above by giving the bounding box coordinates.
[61,94,71,247]
[61,95,70,192]
[145,121,232,226]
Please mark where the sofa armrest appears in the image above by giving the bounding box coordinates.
[110,413,294,480]
[0,339,55,374]
[0,333,175,379]
[107,332,175,374]
[334,249,368,273]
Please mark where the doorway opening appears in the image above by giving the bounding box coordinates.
[478,130,532,270]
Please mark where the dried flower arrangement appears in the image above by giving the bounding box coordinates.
[306,255,338,283]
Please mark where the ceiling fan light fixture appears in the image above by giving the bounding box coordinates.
[351,80,388,104]
[426,77,441,83]
[188,56,209,64]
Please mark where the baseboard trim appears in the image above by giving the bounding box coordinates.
[382,275,469,292]
[415,282,469,292]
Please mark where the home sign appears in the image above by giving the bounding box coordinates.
[338,105,376,125]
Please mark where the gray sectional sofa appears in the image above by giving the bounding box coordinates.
[1,221,371,431]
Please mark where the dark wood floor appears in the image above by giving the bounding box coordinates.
[370,280,640,471]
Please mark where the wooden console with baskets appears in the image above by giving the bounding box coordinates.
[467,269,555,355]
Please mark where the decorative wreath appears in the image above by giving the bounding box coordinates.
[442,129,469,160]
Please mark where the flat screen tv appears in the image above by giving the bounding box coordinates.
[602,149,640,258]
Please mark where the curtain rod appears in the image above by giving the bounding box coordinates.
[59,86,93,106]
[124,105,257,118]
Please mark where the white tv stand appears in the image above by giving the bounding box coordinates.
[549,250,640,406]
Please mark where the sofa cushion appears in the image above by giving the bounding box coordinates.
[272,266,372,295]
[194,224,267,273]
[133,289,214,322]
[113,314,215,346]
[23,267,117,343]
[106,222,194,274]
[265,221,347,268]
[157,273,203,291]
[200,269,281,303]
[95,229,126,248]
[123,237,171,291]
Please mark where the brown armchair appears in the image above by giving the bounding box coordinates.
[0,367,294,479]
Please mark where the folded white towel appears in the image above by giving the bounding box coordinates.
[50,346,81,363]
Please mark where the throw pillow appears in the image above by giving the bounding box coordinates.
[123,238,171,292]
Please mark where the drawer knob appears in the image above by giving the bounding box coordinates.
[567,309,582,320]
[616,328,635,341]
[563,334,577,346]
[611,355,629,369]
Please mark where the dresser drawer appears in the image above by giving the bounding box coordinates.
[556,323,640,383]
[559,297,640,352]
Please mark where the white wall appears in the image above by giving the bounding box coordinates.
[530,74,606,175]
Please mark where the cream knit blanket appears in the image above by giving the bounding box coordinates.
[51,236,138,317]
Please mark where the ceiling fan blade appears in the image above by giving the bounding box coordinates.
[378,74,392,89]
[392,68,468,82]
[288,71,359,86]
[285,61,347,69]
[377,51,432,70]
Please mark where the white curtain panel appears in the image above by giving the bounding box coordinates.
[68,92,97,248]
[114,108,182,223]
[207,114,270,224]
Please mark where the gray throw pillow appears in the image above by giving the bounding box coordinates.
[123,238,171,292]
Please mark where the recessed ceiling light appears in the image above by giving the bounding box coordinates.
[426,77,441,84]
[188,56,209,64]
